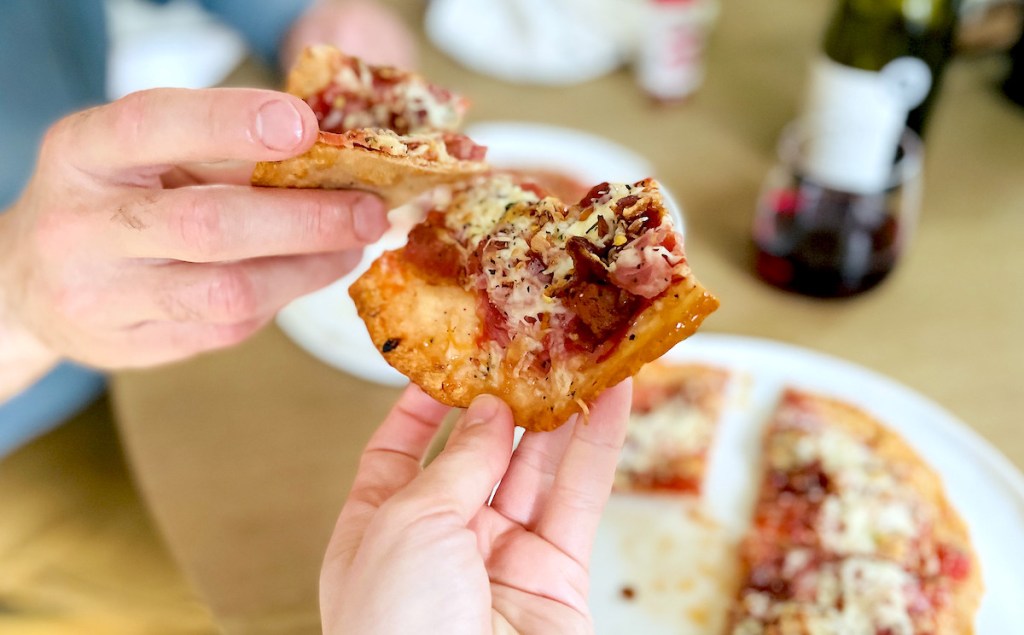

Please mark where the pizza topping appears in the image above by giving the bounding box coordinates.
[442,133,488,162]
[732,392,976,635]
[616,365,731,493]
[315,129,486,164]
[464,179,685,351]
[307,53,467,135]
[401,176,689,385]
[404,218,465,285]
[619,399,712,480]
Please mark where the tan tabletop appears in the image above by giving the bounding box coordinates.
[107,0,1024,632]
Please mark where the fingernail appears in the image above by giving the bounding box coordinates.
[464,395,501,427]
[352,196,389,242]
[256,100,305,151]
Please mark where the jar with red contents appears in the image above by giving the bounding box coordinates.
[752,123,923,298]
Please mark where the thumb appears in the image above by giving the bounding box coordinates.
[389,394,515,522]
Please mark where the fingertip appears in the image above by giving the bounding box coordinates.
[447,394,514,451]
[350,193,389,242]
[463,394,506,427]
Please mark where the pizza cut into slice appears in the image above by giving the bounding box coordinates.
[729,389,982,635]
[615,361,730,494]
[252,46,487,208]
[349,175,719,432]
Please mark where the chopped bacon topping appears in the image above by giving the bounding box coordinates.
[305,54,467,135]
[442,133,487,161]
[398,176,687,373]
[555,238,645,352]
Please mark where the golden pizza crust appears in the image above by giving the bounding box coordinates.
[251,133,487,209]
[633,362,730,414]
[777,390,983,634]
[350,252,719,432]
[285,45,342,98]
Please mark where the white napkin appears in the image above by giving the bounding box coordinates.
[425,0,645,85]
[104,0,248,99]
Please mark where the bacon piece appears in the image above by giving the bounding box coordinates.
[302,52,468,135]
[442,133,488,161]
[609,229,685,298]
[556,237,644,351]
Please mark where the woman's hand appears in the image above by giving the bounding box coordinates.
[320,382,632,634]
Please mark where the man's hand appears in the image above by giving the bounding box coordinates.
[0,87,387,398]
[320,382,632,634]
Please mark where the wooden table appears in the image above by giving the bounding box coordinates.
[4,0,1024,632]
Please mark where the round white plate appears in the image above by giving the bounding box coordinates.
[276,122,682,385]
[590,334,1024,634]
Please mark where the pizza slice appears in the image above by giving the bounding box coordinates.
[252,46,487,207]
[349,175,719,432]
[729,389,982,635]
[615,362,730,494]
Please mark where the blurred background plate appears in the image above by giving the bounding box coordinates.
[276,121,684,385]
[590,334,1024,634]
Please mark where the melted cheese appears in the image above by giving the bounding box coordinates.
[329,58,461,134]
[769,412,922,559]
[444,176,539,247]
[618,398,711,475]
[438,178,680,381]
[395,80,461,132]
[736,402,933,635]
[820,559,915,635]
[735,558,916,635]
[352,130,455,162]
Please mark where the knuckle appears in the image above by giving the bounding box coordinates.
[300,196,346,247]
[373,496,424,530]
[551,477,604,512]
[173,194,224,259]
[38,115,75,163]
[205,267,259,319]
[111,90,152,150]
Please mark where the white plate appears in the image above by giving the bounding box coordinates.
[276,122,682,385]
[590,334,1024,634]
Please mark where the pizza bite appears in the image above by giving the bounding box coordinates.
[349,175,719,432]
[615,362,730,494]
[252,46,487,207]
[729,390,982,635]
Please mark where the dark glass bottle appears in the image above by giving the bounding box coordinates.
[822,0,961,136]
[751,0,953,299]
